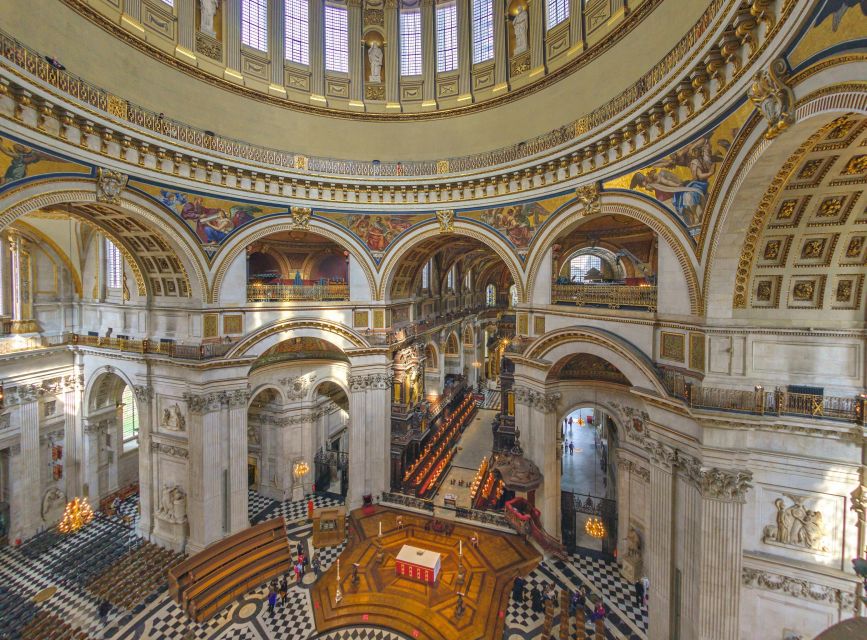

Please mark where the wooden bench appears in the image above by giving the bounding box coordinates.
[168,517,291,623]
[99,482,139,515]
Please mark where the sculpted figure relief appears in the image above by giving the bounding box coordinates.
[158,485,187,524]
[200,0,220,37]
[762,495,828,553]
[161,403,186,431]
[512,6,529,55]
[368,42,383,83]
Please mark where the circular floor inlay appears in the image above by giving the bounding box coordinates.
[33,587,56,603]
[236,602,258,619]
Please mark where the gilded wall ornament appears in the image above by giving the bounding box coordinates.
[290,206,312,230]
[800,238,825,259]
[846,237,864,257]
[843,154,867,175]
[756,280,773,301]
[95,168,128,204]
[777,199,797,219]
[817,196,844,218]
[836,279,852,302]
[575,183,602,216]
[747,58,795,140]
[436,209,455,233]
[763,240,780,260]
[792,280,815,301]
[761,494,829,553]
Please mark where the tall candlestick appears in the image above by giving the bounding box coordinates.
[459,539,462,556]
[379,521,382,536]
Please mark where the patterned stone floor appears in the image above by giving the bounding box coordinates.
[0,492,647,640]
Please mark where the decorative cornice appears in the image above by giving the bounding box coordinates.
[152,441,189,459]
[349,373,393,391]
[741,567,856,611]
[182,391,230,414]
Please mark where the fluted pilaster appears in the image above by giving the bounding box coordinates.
[385,0,400,105]
[348,368,393,508]
[421,0,436,103]
[528,0,545,73]
[228,392,249,533]
[569,0,584,52]
[456,0,471,98]
[493,0,507,87]
[224,0,242,74]
[348,0,363,102]
[125,0,142,22]
[648,455,674,640]
[269,0,286,87]
[18,397,39,537]
[309,0,326,98]
[133,384,154,539]
[177,0,195,53]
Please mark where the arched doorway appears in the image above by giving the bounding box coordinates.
[311,381,350,498]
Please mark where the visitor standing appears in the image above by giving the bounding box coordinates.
[530,586,543,613]
[279,576,288,606]
[98,599,111,625]
[267,589,277,616]
[634,578,644,608]
[569,442,574,455]
[641,576,650,607]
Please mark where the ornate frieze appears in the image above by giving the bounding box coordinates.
[349,373,393,391]
[182,391,228,414]
[741,567,856,611]
[513,386,561,414]
[152,441,189,459]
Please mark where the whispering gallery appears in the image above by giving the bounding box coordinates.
[0,1,866,639]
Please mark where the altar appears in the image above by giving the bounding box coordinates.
[395,544,441,584]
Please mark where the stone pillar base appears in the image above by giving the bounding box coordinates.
[153,517,188,552]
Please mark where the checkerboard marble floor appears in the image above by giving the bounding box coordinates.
[0,491,641,640]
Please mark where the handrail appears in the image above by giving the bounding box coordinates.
[552,284,657,311]
[247,283,349,302]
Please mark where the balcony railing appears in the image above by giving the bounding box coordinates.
[552,283,657,311]
[247,283,349,302]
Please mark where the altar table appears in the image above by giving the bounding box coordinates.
[395,544,441,584]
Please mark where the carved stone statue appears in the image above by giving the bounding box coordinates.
[621,525,644,581]
[41,486,66,521]
[512,6,529,55]
[247,422,260,445]
[748,58,794,140]
[158,485,187,524]
[161,403,186,432]
[762,495,828,553]
[368,41,383,83]
[625,527,642,562]
[200,0,220,38]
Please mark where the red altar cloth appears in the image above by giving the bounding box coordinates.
[394,544,441,584]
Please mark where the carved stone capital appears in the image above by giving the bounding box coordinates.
[644,439,677,471]
[690,465,753,502]
[133,385,154,403]
[227,389,250,408]
[83,419,109,435]
[183,391,228,414]
[349,373,393,391]
[513,386,560,413]
[851,484,867,521]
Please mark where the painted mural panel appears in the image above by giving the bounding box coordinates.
[462,193,573,250]
[130,181,283,251]
[0,136,89,189]
[320,212,428,253]
[789,1,867,67]
[605,101,752,238]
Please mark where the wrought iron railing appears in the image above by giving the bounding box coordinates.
[247,283,349,302]
[552,284,657,311]
[380,491,434,512]
[314,448,349,470]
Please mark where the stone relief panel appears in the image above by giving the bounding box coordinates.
[159,399,187,433]
[761,494,829,553]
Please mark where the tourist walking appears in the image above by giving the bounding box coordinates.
[279,577,288,606]
[634,579,644,608]
[530,586,543,613]
[267,589,277,616]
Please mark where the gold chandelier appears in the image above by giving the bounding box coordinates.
[585,515,605,539]
[58,497,94,534]
[293,460,310,480]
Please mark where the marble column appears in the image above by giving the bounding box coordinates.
[177,0,195,53]
[224,0,242,75]
[456,0,472,98]
[134,384,154,539]
[695,469,750,640]
[62,371,83,498]
[185,392,225,553]
[309,0,326,99]
[82,419,104,508]
[528,0,545,73]
[227,390,249,533]
[646,442,676,640]
[421,0,436,104]
[269,0,286,88]
[7,444,22,540]
[514,385,560,534]
[493,0,508,87]
[385,0,400,105]
[348,0,364,102]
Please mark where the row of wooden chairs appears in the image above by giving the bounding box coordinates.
[168,517,291,623]
[19,610,93,640]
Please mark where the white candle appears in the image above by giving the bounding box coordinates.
[379,521,382,536]
[459,539,462,555]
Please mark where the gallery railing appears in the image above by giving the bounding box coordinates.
[552,284,658,311]
[380,492,434,512]
[314,448,349,471]
[247,283,349,302]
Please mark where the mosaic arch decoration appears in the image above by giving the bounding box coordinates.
[788,0,867,68]
[128,180,285,259]
[605,100,753,243]
[0,132,90,193]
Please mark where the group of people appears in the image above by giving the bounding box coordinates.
[512,578,610,623]
[265,542,322,616]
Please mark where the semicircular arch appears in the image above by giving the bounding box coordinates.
[228,317,370,359]
[84,366,138,414]
[377,219,525,302]
[524,193,701,314]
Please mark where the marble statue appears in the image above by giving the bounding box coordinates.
[158,485,187,524]
[762,495,828,552]
[368,42,383,83]
[200,0,220,38]
[513,6,529,55]
[161,403,186,432]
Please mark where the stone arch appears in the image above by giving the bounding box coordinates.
[701,76,867,317]
[523,192,701,314]
[209,216,377,304]
[424,342,439,368]
[376,219,525,302]
[246,383,286,408]
[84,365,138,414]
[228,317,370,359]
[444,331,460,356]
[0,178,209,301]
[525,326,667,396]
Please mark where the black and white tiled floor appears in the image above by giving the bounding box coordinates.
[0,491,645,640]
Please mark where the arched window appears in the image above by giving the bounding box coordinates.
[241,0,268,51]
[471,0,494,64]
[421,259,431,290]
[509,284,518,308]
[436,2,458,73]
[121,386,139,451]
[486,283,496,306]
[400,9,422,75]
[105,238,123,290]
[285,0,310,65]
[325,4,349,72]
[464,269,472,291]
[546,0,569,29]
[570,254,602,282]
[446,266,455,291]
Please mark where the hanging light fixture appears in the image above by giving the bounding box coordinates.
[585,513,606,539]
[58,497,94,534]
